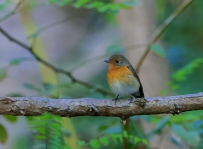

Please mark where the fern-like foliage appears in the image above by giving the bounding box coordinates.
[71,130,148,149]
[29,113,64,149]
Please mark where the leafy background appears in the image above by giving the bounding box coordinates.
[0,0,203,149]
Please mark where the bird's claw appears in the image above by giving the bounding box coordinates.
[133,98,148,108]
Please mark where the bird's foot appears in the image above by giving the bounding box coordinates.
[112,98,119,104]
[112,95,119,104]
[128,96,134,104]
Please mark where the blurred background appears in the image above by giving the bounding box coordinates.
[0,0,203,149]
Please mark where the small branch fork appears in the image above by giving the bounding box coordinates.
[0,93,203,119]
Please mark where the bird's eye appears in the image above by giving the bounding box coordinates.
[115,60,120,63]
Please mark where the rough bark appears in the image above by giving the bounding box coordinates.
[0,93,203,119]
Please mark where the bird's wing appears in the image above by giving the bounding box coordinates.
[127,65,145,97]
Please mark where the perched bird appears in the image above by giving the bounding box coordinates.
[105,54,145,103]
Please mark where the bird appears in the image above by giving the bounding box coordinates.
[105,54,145,104]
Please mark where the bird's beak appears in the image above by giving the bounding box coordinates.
[105,60,110,63]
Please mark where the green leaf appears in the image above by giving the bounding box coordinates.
[0,124,8,144]
[150,44,166,57]
[0,68,7,81]
[9,57,31,66]
[73,0,90,8]
[35,127,45,134]
[6,93,23,97]
[99,136,109,146]
[107,3,120,12]
[90,139,100,149]
[142,139,148,145]
[3,115,18,123]
[34,135,46,140]
[110,134,122,145]
[172,58,203,82]
[57,0,72,6]
[134,137,141,144]
[98,5,108,12]
[155,0,166,19]
[77,140,86,146]
[85,1,103,9]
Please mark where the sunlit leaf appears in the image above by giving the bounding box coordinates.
[90,139,100,149]
[99,136,109,146]
[134,137,141,144]
[155,0,166,19]
[142,139,148,145]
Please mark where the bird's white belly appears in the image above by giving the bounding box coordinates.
[109,75,140,96]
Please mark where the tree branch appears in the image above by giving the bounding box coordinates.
[135,0,194,73]
[0,27,113,96]
[0,93,203,119]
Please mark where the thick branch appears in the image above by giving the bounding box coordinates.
[1,93,203,119]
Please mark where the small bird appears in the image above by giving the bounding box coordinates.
[105,54,145,104]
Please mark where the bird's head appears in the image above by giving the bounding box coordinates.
[105,54,130,70]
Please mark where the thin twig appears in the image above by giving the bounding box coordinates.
[0,27,113,96]
[0,0,25,23]
[135,0,194,73]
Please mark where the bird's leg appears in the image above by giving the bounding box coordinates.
[112,95,119,104]
[128,96,134,104]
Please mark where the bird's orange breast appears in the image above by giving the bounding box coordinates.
[107,65,134,84]
[106,65,140,96]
